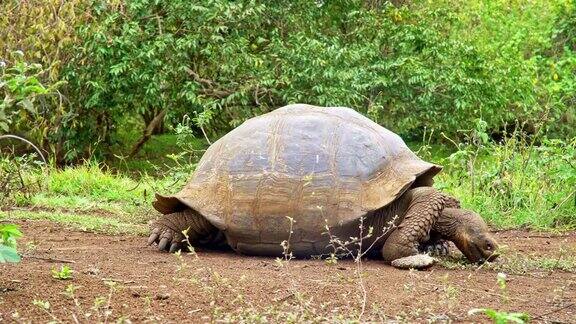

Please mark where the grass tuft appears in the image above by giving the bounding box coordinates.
[45,163,147,203]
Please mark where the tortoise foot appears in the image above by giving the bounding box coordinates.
[391,254,436,270]
[148,209,219,253]
[148,214,189,253]
[419,239,451,256]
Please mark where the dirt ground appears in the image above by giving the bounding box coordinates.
[1,220,575,323]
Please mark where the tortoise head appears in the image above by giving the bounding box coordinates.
[440,208,499,264]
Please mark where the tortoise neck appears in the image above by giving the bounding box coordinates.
[433,209,461,240]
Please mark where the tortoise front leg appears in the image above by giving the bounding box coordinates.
[381,187,446,269]
[416,193,461,256]
[148,209,217,253]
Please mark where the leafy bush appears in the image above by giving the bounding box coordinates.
[65,0,576,156]
[543,1,576,138]
[1,0,574,161]
[65,0,269,157]
[0,52,64,147]
[0,0,89,163]
[0,223,22,263]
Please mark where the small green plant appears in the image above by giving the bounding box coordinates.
[468,272,529,323]
[0,223,22,263]
[51,265,74,280]
[468,308,530,324]
[32,298,60,322]
[324,253,338,265]
[275,216,296,268]
[496,272,509,303]
[32,299,50,310]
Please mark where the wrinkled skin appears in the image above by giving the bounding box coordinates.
[434,208,499,263]
[147,209,224,253]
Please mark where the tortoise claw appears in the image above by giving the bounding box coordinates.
[148,228,160,245]
[169,242,180,253]
[419,239,451,257]
[158,237,170,251]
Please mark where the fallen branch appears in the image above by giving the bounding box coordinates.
[101,278,135,284]
[23,254,76,264]
[533,303,574,321]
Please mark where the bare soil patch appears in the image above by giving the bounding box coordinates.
[1,221,575,322]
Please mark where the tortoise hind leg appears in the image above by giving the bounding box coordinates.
[148,209,218,253]
[419,232,451,256]
[381,187,446,269]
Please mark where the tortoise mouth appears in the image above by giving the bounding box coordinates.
[464,244,485,263]
[466,242,499,264]
[454,233,499,264]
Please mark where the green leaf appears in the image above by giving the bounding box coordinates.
[0,224,22,248]
[16,98,35,114]
[0,224,23,238]
[0,245,21,263]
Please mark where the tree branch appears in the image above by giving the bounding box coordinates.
[128,109,166,158]
[0,135,47,164]
[184,67,234,99]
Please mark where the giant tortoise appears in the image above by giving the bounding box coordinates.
[148,104,498,269]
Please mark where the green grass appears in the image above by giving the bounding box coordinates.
[13,161,182,213]
[0,210,148,235]
[0,160,175,236]
[439,251,576,274]
[45,163,148,202]
[2,134,575,232]
[434,138,576,229]
[29,193,141,215]
[109,133,207,176]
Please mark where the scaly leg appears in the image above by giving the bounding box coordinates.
[148,209,218,253]
[381,187,446,269]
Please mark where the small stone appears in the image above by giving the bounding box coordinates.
[391,254,436,270]
[155,293,170,300]
[83,267,100,275]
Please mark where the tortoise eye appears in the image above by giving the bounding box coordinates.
[486,242,493,250]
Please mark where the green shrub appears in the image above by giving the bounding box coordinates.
[0,52,64,144]
[0,223,22,263]
[2,0,574,162]
[65,0,576,158]
[0,0,89,163]
[434,128,576,229]
[543,1,576,138]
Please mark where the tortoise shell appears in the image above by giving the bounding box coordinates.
[154,104,441,254]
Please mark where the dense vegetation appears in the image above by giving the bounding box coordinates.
[1,0,575,229]
[2,0,575,161]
